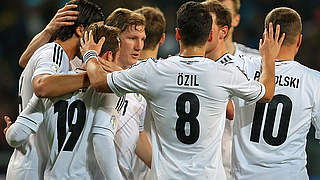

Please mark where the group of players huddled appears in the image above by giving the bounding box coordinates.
[3,0,320,179]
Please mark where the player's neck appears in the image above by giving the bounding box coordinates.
[205,43,228,61]
[139,46,159,60]
[55,39,77,61]
[275,47,296,61]
[179,44,206,57]
[225,34,236,55]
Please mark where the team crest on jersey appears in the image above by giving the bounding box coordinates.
[134,93,143,102]
[110,115,117,129]
[51,65,59,72]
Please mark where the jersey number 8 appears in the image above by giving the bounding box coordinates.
[175,92,200,144]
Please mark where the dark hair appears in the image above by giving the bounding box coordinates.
[134,6,166,50]
[53,0,105,41]
[265,7,302,45]
[202,0,231,38]
[86,24,120,59]
[176,1,212,47]
[105,8,145,33]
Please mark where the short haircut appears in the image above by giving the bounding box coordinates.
[105,8,146,33]
[202,0,231,30]
[86,24,120,58]
[134,6,166,50]
[53,0,105,41]
[176,1,212,47]
[217,0,240,14]
[265,7,302,46]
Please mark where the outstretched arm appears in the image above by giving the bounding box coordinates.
[19,4,78,67]
[258,23,285,102]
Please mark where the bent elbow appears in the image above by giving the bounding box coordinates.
[6,130,22,148]
[260,93,274,103]
[33,79,50,98]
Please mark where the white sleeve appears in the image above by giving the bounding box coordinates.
[312,88,320,139]
[107,60,151,97]
[138,100,147,132]
[93,133,123,180]
[5,122,32,148]
[15,95,44,132]
[228,65,265,104]
[91,106,118,136]
[32,47,69,80]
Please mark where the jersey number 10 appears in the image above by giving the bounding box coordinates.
[250,94,292,146]
[54,100,86,152]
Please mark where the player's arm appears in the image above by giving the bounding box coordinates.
[258,23,285,102]
[135,130,152,168]
[19,5,78,67]
[5,95,44,147]
[226,100,234,120]
[32,72,89,98]
[91,107,122,180]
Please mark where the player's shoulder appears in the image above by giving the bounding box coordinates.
[294,61,320,81]
[234,42,260,59]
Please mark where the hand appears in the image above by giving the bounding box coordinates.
[44,4,79,35]
[97,57,122,72]
[259,23,285,61]
[80,30,105,57]
[3,116,13,135]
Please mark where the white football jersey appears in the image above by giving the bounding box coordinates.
[107,56,266,180]
[114,93,147,179]
[7,42,70,180]
[15,87,121,180]
[222,44,260,180]
[232,60,320,180]
[234,42,260,60]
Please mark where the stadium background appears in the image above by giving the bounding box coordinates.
[0,0,319,179]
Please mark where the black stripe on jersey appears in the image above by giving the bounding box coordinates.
[59,48,63,67]
[53,44,57,63]
[56,46,61,66]
[236,66,249,81]
[115,96,125,112]
[19,115,38,125]
[252,83,263,101]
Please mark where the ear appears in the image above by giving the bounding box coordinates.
[176,28,181,41]
[75,25,85,38]
[159,33,166,46]
[207,31,213,42]
[232,14,240,28]
[297,34,302,48]
[219,25,229,39]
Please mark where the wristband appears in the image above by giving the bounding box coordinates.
[83,50,98,64]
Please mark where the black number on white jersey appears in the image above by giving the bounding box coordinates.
[54,100,86,152]
[175,92,200,144]
[250,94,292,146]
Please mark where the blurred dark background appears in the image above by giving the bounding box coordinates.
[0,0,319,179]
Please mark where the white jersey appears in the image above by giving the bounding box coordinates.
[234,42,260,60]
[107,56,266,180]
[7,42,70,180]
[222,44,260,180]
[15,86,121,180]
[232,60,320,180]
[114,93,147,179]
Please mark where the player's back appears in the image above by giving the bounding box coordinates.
[135,56,263,180]
[232,60,320,180]
[39,87,120,180]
